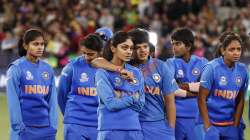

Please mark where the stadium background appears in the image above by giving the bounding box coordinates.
[0,0,250,139]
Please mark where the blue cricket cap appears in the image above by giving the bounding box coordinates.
[95,27,113,41]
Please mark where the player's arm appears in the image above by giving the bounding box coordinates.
[58,64,73,115]
[165,59,196,97]
[6,65,25,139]
[179,82,200,93]
[91,57,134,80]
[177,82,200,97]
[164,94,176,128]
[234,72,249,126]
[48,74,58,130]
[95,69,135,111]
[174,87,197,97]
[91,57,121,71]
[178,59,208,96]
[233,90,244,126]
[198,86,211,130]
[198,64,214,130]
[129,71,145,112]
[162,63,176,128]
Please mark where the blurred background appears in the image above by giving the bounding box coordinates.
[0,0,250,139]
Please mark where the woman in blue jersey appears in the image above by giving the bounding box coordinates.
[214,31,247,140]
[6,28,58,140]
[166,28,208,140]
[95,31,145,140]
[198,32,249,140]
[92,28,178,140]
[128,29,177,140]
[58,34,105,140]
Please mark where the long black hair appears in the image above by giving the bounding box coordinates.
[18,28,46,57]
[102,31,131,61]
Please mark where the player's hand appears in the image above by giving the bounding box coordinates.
[178,83,189,91]
[114,90,122,98]
[188,82,200,92]
[120,69,134,81]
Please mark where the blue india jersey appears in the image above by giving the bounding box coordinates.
[166,55,208,118]
[199,57,249,125]
[58,56,98,127]
[95,63,145,130]
[138,57,178,122]
[7,57,58,128]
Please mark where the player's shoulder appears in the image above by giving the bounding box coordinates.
[125,63,140,72]
[166,57,175,62]
[192,55,208,63]
[236,62,248,73]
[151,58,168,71]
[165,57,175,65]
[9,57,26,67]
[206,57,221,68]
[69,56,84,65]
[153,58,165,65]
[201,58,219,74]
[126,63,142,77]
[39,59,54,73]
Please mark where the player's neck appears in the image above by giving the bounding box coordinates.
[111,57,125,67]
[223,57,234,68]
[182,53,191,63]
[138,59,148,64]
[26,55,39,64]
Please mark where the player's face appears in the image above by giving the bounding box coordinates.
[134,43,150,62]
[25,36,45,58]
[223,40,242,62]
[112,38,133,62]
[171,40,188,57]
[80,46,100,63]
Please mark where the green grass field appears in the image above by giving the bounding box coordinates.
[0,94,64,140]
[0,93,249,140]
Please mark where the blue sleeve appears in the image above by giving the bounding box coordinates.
[58,64,73,115]
[162,63,178,95]
[241,70,249,94]
[202,58,209,65]
[200,64,214,90]
[48,75,58,130]
[129,71,145,112]
[165,59,175,75]
[95,69,134,111]
[6,65,25,140]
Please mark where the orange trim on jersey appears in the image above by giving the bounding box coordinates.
[212,121,234,126]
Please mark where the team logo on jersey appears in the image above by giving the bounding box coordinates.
[26,71,33,80]
[235,76,242,86]
[177,69,184,78]
[192,68,200,76]
[129,78,138,85]
[219,76,227,86]
[152,73,161,83]
[80,73,89,82]
[42,72,49,80]
[114,77,122,86]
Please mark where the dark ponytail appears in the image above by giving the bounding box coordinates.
[18,38,26,57]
